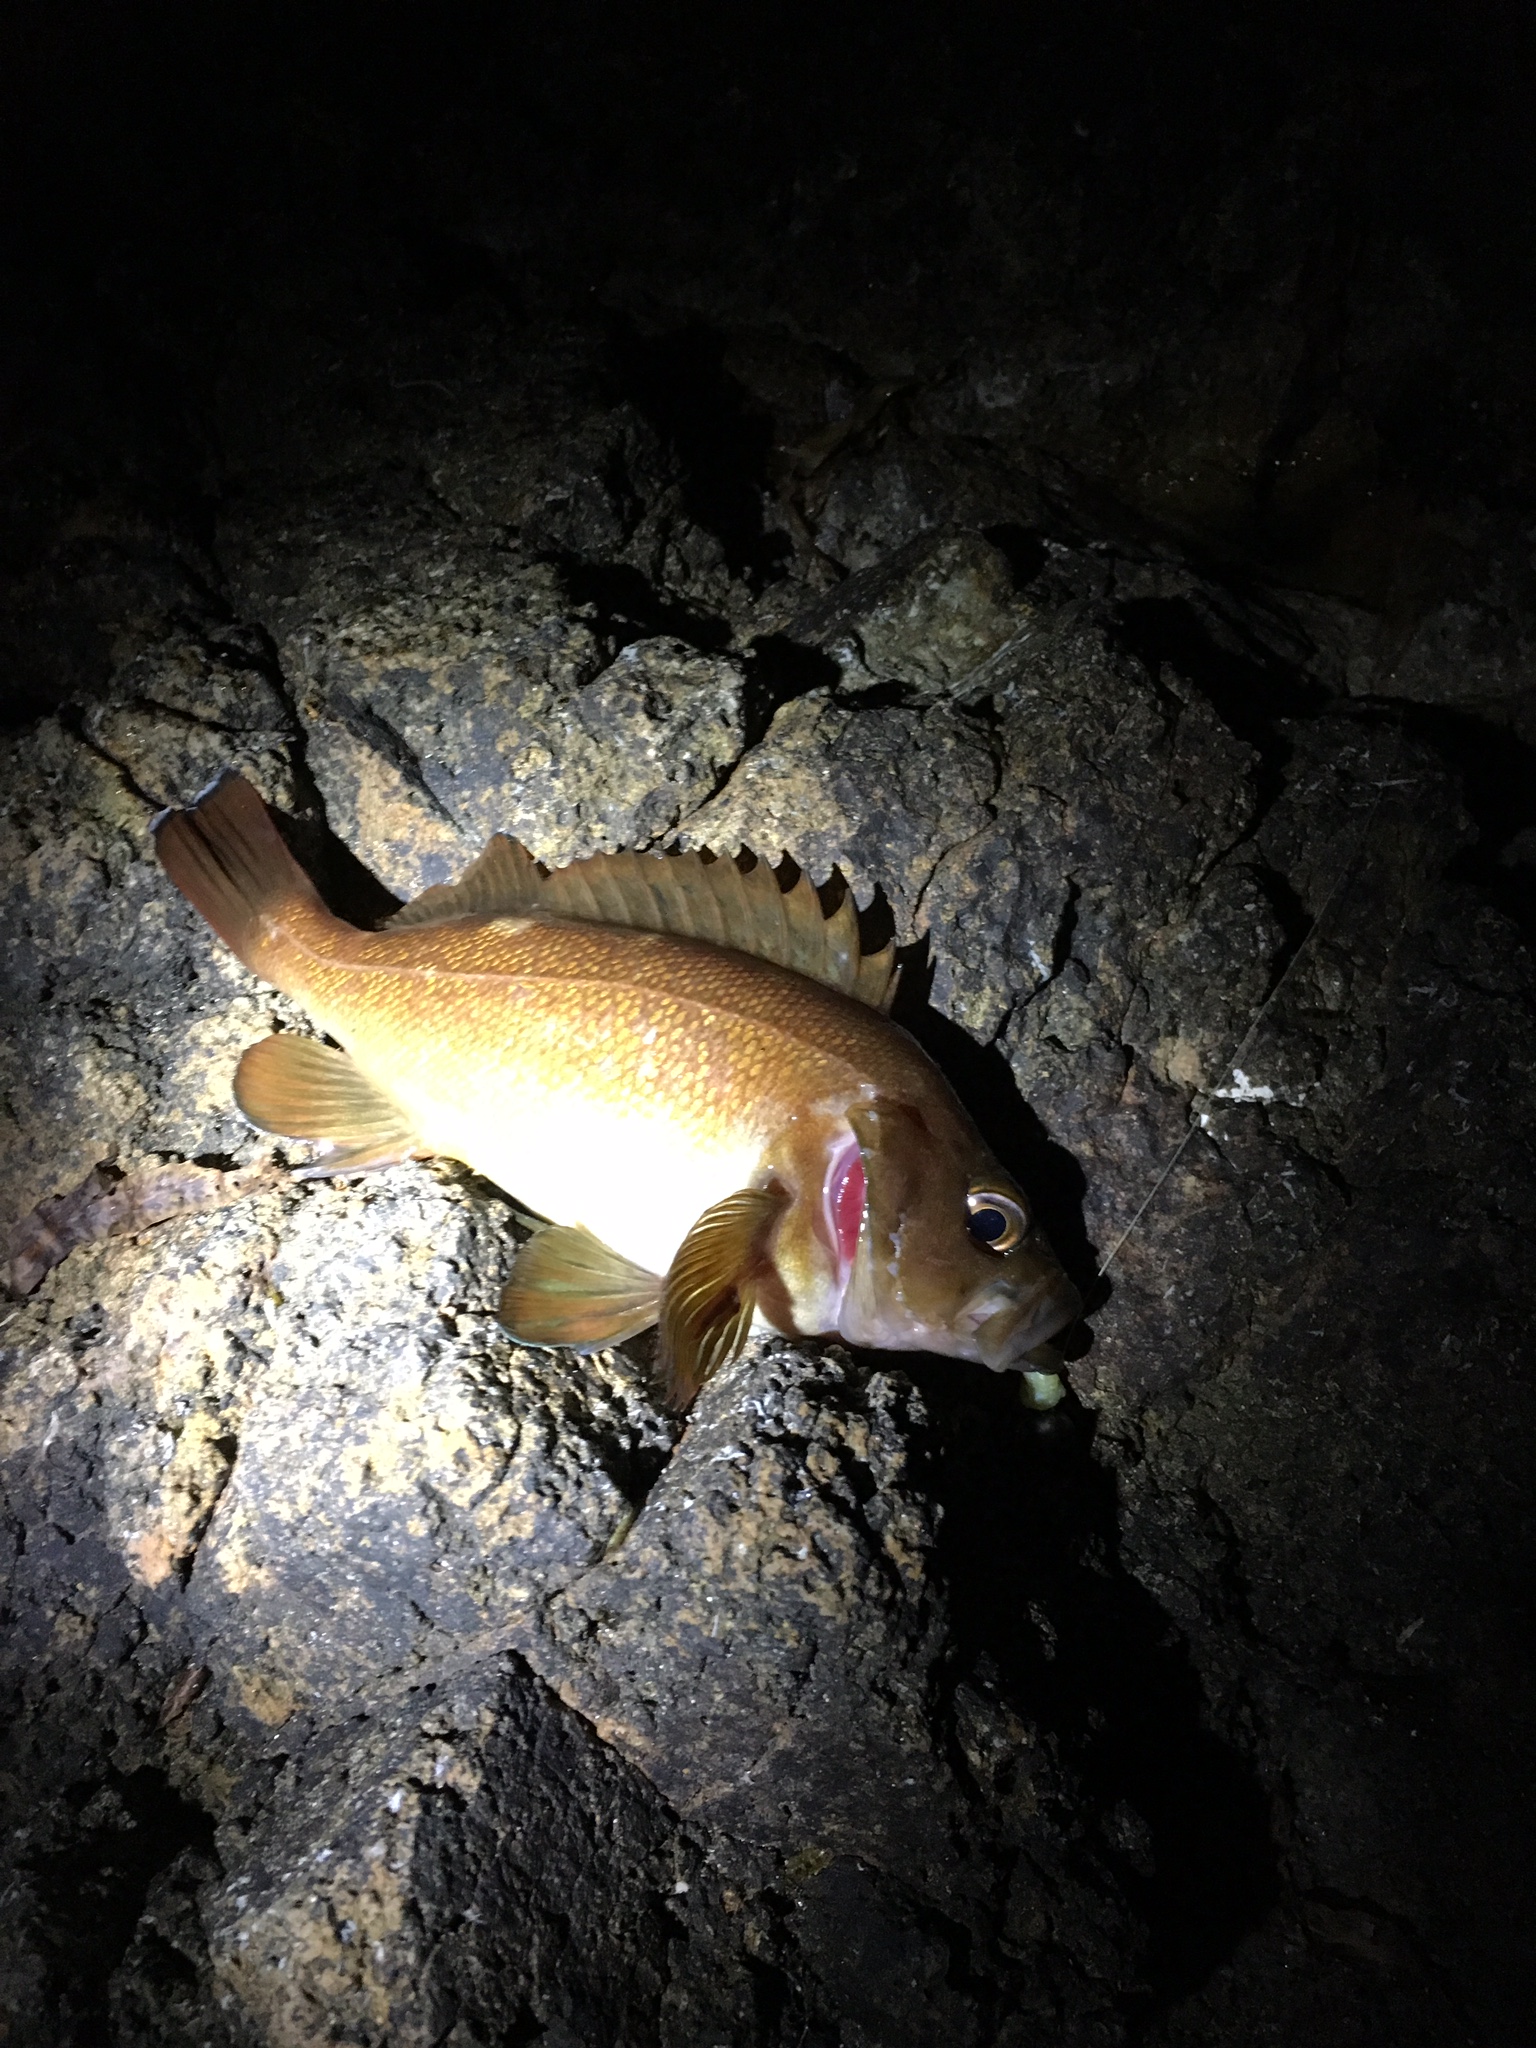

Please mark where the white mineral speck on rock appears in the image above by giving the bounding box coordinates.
[1213,1068,1277,1103]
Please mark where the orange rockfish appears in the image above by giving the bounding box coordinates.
[154,772,1081,1408]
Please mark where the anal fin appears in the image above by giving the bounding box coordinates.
[659,1185,789,1411]
[499,1225,661,1350]
[234,1035,422,1176]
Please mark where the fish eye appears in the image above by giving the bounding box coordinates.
[966,1189,1028,1252]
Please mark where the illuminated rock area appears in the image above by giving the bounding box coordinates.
[1,10,1533,2044]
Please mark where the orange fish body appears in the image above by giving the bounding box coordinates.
[156,774,1081,1406]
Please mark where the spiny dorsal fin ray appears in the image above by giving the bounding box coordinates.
[384,838,899,1012]
[385,835,545,929]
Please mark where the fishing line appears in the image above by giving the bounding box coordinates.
[1095,730,1404,1282]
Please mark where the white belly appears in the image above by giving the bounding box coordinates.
[421,1091,764,1279]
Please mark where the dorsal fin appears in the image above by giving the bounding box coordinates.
[384,838,899,1012]
[385,834,546,930]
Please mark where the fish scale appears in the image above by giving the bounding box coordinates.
[295,925,889,1276]
[155,771,1081,1408]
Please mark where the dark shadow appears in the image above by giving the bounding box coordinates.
[1384,701,1536,947]
[741,635,842,749]
[905,1358,1281,2016]
[399,224,522,315]
[270,807,405,929]
[893,992,1098,1311]
[981,524,1049,591]
[1112,594,1331,811]
[883,986,1278,2006]
[552,554,735,653]
[604,318,791,590]
[22,1765,217,2043]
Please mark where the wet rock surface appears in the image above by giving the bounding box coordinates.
[3,8,1534,2043]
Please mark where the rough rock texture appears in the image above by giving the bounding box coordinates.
[2,9,1534,2045]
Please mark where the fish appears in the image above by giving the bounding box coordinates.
[153,771,1082,1409]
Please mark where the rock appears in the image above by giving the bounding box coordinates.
[6,466,1529,2041]
[4,466,1533,2039]
[195,1660,752,2048]
[297,561,748,896]
[785,529,1030,697]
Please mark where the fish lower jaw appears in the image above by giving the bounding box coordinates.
[972,1289,1082,1371]
[835,1288,1077,1371]
[832,1300,965,1359]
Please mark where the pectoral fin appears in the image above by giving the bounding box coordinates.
[499,1225,662,1350]
[659,1185,789,1411]
[234,1035,422,1175]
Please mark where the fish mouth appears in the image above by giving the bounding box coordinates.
[970,1275,1083,1371]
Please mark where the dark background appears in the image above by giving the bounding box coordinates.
[5,0,1535,926]
[3,1,1535,720]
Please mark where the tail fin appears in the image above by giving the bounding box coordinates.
[154,772,335,977]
